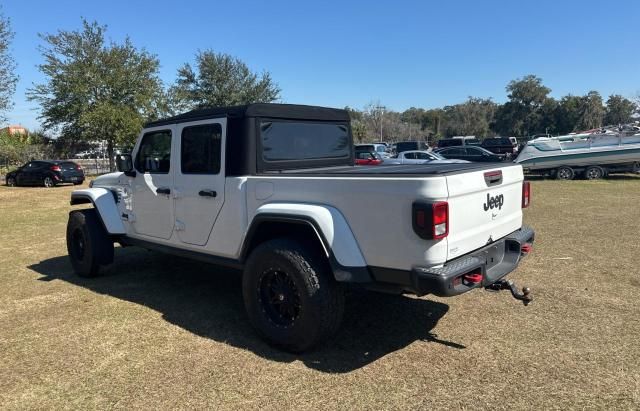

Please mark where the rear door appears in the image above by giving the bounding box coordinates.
[444,166,523,261]
[173,118,226,246]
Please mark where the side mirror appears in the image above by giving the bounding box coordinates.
[116,154,136,177]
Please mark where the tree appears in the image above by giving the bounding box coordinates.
[604,95,635,125]
[442,97,496,137]
[575,91,604,130]
[27,19,165,170]
[554,95,583,134]
[0,9,18,123]
[170,50,280,110]
[493,75,552,136]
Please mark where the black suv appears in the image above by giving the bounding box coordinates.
[5,160,85,187]
[481,137,516,157]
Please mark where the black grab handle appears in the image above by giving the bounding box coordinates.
[156,187,171,195]
[199,189,217,198]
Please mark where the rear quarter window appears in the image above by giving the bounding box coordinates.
[261,121,350,162]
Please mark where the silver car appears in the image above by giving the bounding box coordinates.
[385,150,470,165]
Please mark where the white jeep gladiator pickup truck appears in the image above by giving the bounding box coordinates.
[67,103,535,352]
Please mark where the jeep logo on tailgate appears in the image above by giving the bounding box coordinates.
[483,193,504,211]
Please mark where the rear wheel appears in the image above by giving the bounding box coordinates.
[43,176,55,188]
[556,166,575,180]
[242,238,345,352]
[66,209,114,277]
[6,176,16,187]
[584,166,604,180]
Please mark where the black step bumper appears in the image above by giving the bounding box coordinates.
[369,226,535,297]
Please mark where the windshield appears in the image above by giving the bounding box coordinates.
[376,146,386,153]
[429,152,446,160]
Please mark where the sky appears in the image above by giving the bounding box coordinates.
[2,0,639,130]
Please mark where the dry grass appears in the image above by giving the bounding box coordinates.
[0,176,639,409]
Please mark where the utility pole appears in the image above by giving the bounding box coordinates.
[379,106,384,143]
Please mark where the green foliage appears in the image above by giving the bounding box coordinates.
[442,97,497,138]
[27,19,165,169]
[0,8,18,122]
[170,49,280,110]
[604,95,635,125]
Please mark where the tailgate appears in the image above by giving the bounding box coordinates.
[444,164,523,261]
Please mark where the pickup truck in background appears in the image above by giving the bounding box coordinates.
[67,103,535,352]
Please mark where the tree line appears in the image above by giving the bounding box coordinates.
[0,13,638,169]
[348,76,638,144]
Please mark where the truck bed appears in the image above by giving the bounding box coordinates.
[261,162,518,176]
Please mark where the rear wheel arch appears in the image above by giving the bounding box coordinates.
[241,214,371,283]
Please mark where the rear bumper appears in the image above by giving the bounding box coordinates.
[369,225,535,297]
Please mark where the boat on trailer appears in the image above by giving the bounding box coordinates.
[515,129,640,179]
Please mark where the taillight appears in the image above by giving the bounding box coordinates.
[522,181,531,208]
[412,201,449,240]
[50,165,61,172]
[76,164,82,170]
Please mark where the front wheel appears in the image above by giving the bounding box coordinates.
[6,176,16,187]
[66,209,114,277]
[242,238,345,352]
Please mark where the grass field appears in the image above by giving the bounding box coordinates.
[1,177,639,409]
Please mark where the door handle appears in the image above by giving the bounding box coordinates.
[156,187,171,195]
[198,189,217,198]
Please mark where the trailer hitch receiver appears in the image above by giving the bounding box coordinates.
[485,279,532,306]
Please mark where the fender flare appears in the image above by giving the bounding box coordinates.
[70,188,126,235]
[243,203,370,283]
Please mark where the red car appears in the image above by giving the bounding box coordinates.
[355,151,383,165]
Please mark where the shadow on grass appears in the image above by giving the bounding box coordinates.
[28,247,460,373]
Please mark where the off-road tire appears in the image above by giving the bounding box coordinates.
[242,238,345,353]
[66,209,114,277]
[6,177,16,187]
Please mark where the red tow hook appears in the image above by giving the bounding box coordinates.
[463,272,483,285]
[521,243,533,254]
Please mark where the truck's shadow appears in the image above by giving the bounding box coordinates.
[29,248,461,373]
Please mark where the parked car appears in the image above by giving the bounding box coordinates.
[481,137,518,158]
[354,151,383,165]
[437,138,481,148]
[394,141,429,154]
[5,160,85,187]
[74,150,97,159]
[385,150,470,165]
[452,136,481,145]
[355,143,389,158]
[434,146,505,162]
[71,103,534,352]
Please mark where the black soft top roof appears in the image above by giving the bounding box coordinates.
[145,103,350,128]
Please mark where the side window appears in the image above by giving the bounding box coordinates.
[415,152,429,159]
[181,123,222,174]
[135,130,172,173]
[404,152,416,159]
[447,148,463,156]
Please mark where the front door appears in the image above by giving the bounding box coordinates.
[130,127,175,240]
[173,119,226,246]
